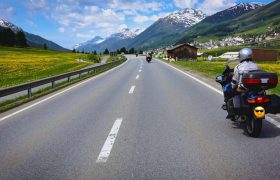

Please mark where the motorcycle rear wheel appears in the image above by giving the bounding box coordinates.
[245,115,262,137]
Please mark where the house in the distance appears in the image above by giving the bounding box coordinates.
[167,43,198,60]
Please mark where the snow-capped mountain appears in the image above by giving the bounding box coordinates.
[203,2,265,23]
[75,28,143,52]
[110,28,143,40]
[74,36,104,49]
[0,18,68,51]
[0,19,22,33]
[164,8,206,28]
[128,8,206,50]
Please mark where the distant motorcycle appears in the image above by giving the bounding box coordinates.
[216,63,279,137]
[136,53,138,57]
[146,54,152,63]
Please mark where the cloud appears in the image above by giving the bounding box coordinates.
[76,33,94,38]
[109,0,164,13]
[0,4,15,19]
[173,0,198,9]
[23,0,48,10]
[58,27,65,33]
[199,0,236,15]
[133,15,150,24]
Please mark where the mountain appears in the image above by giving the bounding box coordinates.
[204,2,265,23]
[76,28,143,53]
[128,8,206,50]
[178,2,270,43]
[74,36,104,50]
[0,19,22,33]
[0,19,68,51]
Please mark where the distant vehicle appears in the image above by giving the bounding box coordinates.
[146,53,152,63]
[136,53,138,57]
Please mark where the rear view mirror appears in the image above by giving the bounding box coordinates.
[216,76,222,83]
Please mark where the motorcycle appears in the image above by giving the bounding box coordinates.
[136,53,138,57]
[146,54,152,63]
[216,63,279,137]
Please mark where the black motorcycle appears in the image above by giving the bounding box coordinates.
[216,64,279,137]
[146,54,152,63]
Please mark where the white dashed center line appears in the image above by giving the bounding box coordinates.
[139,70,142,72]
[129,86,136,94]
[96,118,123,163]
[136,75,139,79]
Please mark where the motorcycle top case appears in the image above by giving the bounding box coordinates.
[242,70,278,90]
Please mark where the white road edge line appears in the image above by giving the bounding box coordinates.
[265,116,280,128]
[129,86,136,94]
[136,75,139,79]
[96,118,123,163]
[157,59,280,128]
[0,60,128,122]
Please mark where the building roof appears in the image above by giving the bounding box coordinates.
[167,43,198,51]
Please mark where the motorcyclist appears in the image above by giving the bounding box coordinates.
[224,48,260,118]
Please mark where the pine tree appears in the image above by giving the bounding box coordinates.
[0,28,16,46]
[16,31,27,47]
[72,49,76,53]
[129,48,135,54]
[103,48,109,54]
[43,43,48,50]
[93,50,97,55]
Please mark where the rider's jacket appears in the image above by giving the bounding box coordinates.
[232,60,260,88]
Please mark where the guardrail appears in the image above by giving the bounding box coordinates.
[0,58,126,98]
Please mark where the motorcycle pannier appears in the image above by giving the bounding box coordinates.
[267,95,280,114]
[242,70,278,90]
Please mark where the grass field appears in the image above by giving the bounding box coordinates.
[106,55,123,63]
[172,61,280,94]
[0,46,92,88]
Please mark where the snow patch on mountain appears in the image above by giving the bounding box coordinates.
[74,36,105,49]
[228,2,265,11]
[163,8,206,27]
[109,28,144,39]
[0,19,22,33]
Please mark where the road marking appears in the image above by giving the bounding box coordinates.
[266,116,280,128]
[157,59,280,128]
[0,60,128,122]
[158,60,223,95]
[136,75,139,79]
[276,114,280,118]
[96,118,123,163]
[139,70,142,72]
[129,86,136,94]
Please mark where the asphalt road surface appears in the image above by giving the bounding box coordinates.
[1,55,280,180]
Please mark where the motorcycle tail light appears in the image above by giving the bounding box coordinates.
[247,97,270,104]
[243,78,261,85]
[268,77,278,85]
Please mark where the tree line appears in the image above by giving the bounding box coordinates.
[72,47,143,55]
[0,28,28,47]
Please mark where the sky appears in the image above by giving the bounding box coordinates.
[0,0,274,49]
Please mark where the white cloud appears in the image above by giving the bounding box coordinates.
[133,15,149,24]
[118,24,128,31]
[84,5,99,13]
[173,0,198,9]
[199,0,236,15]
[58,27,65,33]
[0,5,15,19]
[109,0,163,13]
[76,33,94,38]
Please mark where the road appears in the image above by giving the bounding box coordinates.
[1,55,280,179]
